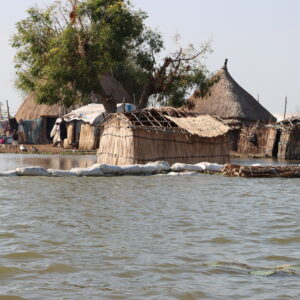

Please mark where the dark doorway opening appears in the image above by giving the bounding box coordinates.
[272,129,281,157]
[46,117,57,141]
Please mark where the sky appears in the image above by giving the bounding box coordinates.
[1,0,300,115]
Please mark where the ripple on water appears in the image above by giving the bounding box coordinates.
[0,266,29,278]
[38,263,78,274]
[269,236,300,244]
[263,255,298,262]
[0,160,300,299]
[0,233,17,238]
[4,252,46,260]
[0,296,28,300]
[171,290,208,300]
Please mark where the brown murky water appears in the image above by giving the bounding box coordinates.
[0,154,299,299]
[0,154,96,172]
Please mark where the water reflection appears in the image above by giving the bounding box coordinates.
[0,154,97,171]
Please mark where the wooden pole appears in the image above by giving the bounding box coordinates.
[122,97,125,112]
[284,96,287,120]
[6,100,10,120]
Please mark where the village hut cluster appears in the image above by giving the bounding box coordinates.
[9,59,300,164]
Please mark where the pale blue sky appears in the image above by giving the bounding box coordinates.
[1,0,300,115]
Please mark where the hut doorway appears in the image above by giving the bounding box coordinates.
[229,129,239,151]
[46,117,57,141]
[272,130,281,158]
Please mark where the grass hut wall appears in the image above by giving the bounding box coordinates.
[14,94,68,144]
[236,123,277,158]
[275,117,300,159]
[187,60,276,152]
[97,108,230,165]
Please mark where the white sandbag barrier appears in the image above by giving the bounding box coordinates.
[0,162,225,177]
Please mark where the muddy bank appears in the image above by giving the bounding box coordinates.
[0,144,96,155]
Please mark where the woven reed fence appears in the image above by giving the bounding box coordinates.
[278,125,300,159]
[237,124,277,157]
[97,113,230,165]
[78,123,100,151]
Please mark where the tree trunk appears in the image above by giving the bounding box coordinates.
[103,96,117,113]
[138,80,154,109]
[94,93,117,113]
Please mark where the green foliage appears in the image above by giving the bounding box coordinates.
[12,0,148,107]
[12,0,214,110]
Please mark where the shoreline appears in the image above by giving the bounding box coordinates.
[0,144,97,155]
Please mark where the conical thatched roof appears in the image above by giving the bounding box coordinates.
[188,60,276,124]
[15,94,67,121]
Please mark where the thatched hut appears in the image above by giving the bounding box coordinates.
[14,94,68,144]
[97,108,230,165]
[188,60,276,153]
[63,103,136,150]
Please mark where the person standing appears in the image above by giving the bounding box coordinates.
[59,117,67,148]
[50,118,61,147]
[17,119,26,144]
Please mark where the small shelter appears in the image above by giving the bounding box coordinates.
[188,59,276,152]
[14,94,67,144]
[97,107,230,165]
[63,103,136,150]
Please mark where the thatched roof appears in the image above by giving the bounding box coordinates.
[188,60,276,124]
[104,107,230,138]
[15,94,67,121]
[15,75,130,122]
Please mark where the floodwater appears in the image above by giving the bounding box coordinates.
[0,154,299,299]
[0,154,97,172]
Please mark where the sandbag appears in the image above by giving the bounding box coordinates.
[94,164,122,175]
[120,165,144,175]
[145,161,171,173]
[16,166,49,176]
[0,170,18,176]
[171,163,205,172]
[70,167,104,176]
[48,169,78,177]
[196,162,224,173]
[141,164,159,174]
[167,171,199,176]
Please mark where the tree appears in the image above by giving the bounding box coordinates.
[12,0,214,112]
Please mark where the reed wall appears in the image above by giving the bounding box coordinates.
[278,125,300,159]
[79,123,100,151]
[237,125,277,157]
[97,118,135,165]
[97,117,230,165]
